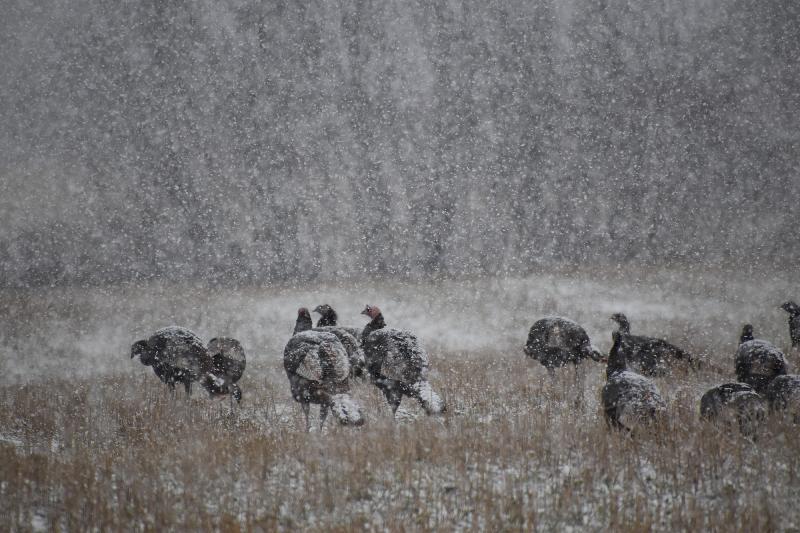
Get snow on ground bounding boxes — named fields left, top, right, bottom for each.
left=1, top=269, right=798, bottom=530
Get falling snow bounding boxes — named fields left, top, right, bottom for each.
left=1, top=0, right=799, bottom=530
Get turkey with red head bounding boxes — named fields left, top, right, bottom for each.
left=360, top=305, right=445, bottom=416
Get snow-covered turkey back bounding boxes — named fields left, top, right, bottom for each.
left=207, top=337, right=246, bottom=383
left=735, top=339, right=787, bottom=393
left=313, top=326, right=366, bottom=377
left=602, top=331, right=666, bottom=430
left=284, top=330, right=350, bottom=383
left=603, top=369, right=666, bottom=429
left=525, top=316, right=600, bottom=368
left=363, top=327, right=429, bottom=384
left=149, top=326, right=210, bottom=378
left=700, top=382, right=765, bottom=436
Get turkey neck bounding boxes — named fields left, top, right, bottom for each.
left=317, top=310, right=337, bottom=327
left=783, top=302, right=800, bottom=316
left=614, top=317, right=631, bottom=335
left=362, top=313, right=386, bottom=338
left=606, top=333, right=628, bottom=378
left=294, top=315, right=313, bottom=334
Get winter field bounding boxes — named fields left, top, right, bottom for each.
left=2, top=267, right=799, bottom=531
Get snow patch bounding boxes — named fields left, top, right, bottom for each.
left=330, top=394, right=364, bottom=426
left=410, top=380, right=445, bottom=415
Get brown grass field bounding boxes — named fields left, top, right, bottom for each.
left=1, top=269, right=799, bottom=531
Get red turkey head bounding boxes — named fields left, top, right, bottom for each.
left=361, top=305, right=381, bottom=319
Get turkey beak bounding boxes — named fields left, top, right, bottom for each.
left=360, top=307, right=369, bottom=316
left=312, top=306, right=322, bottom=314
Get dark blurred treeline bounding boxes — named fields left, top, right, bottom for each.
left=1, top=0, right=798, bottom=288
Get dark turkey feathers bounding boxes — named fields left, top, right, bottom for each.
left=610, top=313, right=694, bottom=376
left=734, top=325, right=787, bottom=394
left=700, top=382, right=765, bottom=437
left=602, top=331, right=666, bottom=430
left=360, top=305, right=445, bottom=415
left=524, top=316, right=601, bottom=370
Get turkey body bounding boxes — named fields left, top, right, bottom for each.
left=202, top=337, right=247, bottom=403
left=700, top=382, right=765, bottom=436
left=360, top=306, right=445, bottom=416
left=313, top=326, right=366, bottom=378
left=602, top=371, right=666, bottom=430
left=610, top=313, right=693, bottom=376
left=602, top=332, right=666, bottom=430
left=283, top=327, right=364, bottom=429
left=765, top=375, right=800, bottom=421
left=131, top=327, right=246, bottom=403
left=734, top=339, right=787, bottom=394
left=524, top=316, right=601, bottom=370
left=131, top=326, right=210, bottom=395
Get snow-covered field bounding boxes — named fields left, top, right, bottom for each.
left=1, top=267, right=797, bottom=384
left=1, top=268, right=798, bottom=530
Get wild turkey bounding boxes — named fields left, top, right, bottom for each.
left=201, top=337, right=247, bottom=404
left=131, top=327, right=246, bottom=403
left=609, top=313, right=694, bottom=376
left=780, top=301, right=800, bottom=349
left=524, top=316, right=602, bottom=371
left=360, top=305, right=445, bottom=416
left=601, top=331, right=666, bottom=431
left=131, top=326, right=210, bottom=396
left=734, top=324, right=787, bottom=394
left=765, top=375, right=800, bottom=422
left=284, top=308, right=364, bottom=430
left=131, top=338, right=172, bottom=385
left=700, top=382, right=765, bottom=437
left=313, top=304, right=363, bottom=340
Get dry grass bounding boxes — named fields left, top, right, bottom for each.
left=2, top=353, right=799, bottom=532
left=2, top=269, right=799, bottom=531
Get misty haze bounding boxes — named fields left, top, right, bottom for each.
left=1, top=0, right=798, bottom=531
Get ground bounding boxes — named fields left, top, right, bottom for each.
left=1, top=267, right=798, bottom=531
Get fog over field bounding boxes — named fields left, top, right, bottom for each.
left=1, top=0, right=799, bottom=531
left=1, top=269, right=798, bottom=385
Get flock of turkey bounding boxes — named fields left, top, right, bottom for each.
left=131, top=300, right=800, bottom=434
